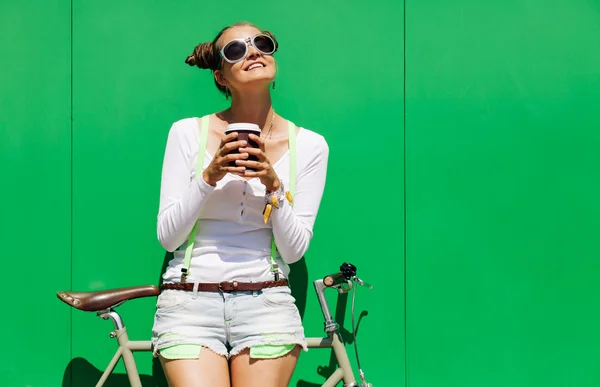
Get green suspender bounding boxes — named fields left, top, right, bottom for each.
left=180, top=116, right=297, bottom=284
left=180, top=117, right=210, bottom=283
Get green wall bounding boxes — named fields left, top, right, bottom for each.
left=2, top=0, right=600, bottom=386
left=405, top=2, right=600, bottom=386
left=0, top=1, right=72, bottom=386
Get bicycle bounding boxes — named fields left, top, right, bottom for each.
left=57, top=262, right=373, bottom=387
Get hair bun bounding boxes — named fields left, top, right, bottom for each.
left=185, top=42, right=217, bottom=70
left=185, top=52, right=197, bottom=66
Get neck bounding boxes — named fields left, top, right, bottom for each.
left=229, top=88, right=273, bottom=129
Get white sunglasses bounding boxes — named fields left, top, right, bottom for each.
left=219, top=34, right=277, bottom=65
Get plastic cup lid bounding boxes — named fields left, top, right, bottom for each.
left=225, top=123, right=261, bottom=133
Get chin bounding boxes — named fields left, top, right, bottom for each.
left=240, top=74, right=275, bottom=88
left=244, top=69, right=275, bottom=80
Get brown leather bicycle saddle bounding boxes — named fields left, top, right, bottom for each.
left=57, top=285, right=160, bottom=312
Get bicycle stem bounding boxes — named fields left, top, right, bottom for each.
left=313, top=279, right=340, bottom=332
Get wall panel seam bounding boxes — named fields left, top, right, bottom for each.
left=403, top=1, right=408, bottom=387
left=69, top=0, right=74, bottom=386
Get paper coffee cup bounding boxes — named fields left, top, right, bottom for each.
left=224, top=123, right=261, bottom=169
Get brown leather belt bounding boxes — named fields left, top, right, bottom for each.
left=160, top=279, right=289, bottom=292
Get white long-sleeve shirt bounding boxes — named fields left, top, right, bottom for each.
left=157, top=117, right=329, bottom=283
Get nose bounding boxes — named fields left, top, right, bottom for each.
left=246, top=42, right=261, bottom=60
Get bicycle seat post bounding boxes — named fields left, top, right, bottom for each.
left=96, top=309, right=143, bottom=387
left=98, top=309, right=124, bottom=331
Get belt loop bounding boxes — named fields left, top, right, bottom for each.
left=192, top=282, right=200, bottom=299
left=251, top=279, right=258, bottom=297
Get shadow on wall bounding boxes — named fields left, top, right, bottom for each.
left=61, top=356, right=167, bottom=387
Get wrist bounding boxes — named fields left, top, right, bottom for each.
left=202, top=170, right=216, bottom=187
left=265, top=179, right=286, bottom=205
left=262, top=179, right=293, bottom=224
left=266, top=178, right=281, bottom=192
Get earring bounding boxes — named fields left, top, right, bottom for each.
left=225, top=87, right=230, bottom=100
left=272, top=81, right=276, bottom=90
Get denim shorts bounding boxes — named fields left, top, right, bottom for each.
left=151, top=281, right=307, bottom=359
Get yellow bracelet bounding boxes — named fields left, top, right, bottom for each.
left=263, top=203, right=273, bottom=224
left=263, top=181, right=294, bottom=224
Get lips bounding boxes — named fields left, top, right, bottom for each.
left=245, top=62, right=266, bottom=71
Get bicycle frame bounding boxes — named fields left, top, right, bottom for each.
left=92, top=278, right=360, bottom=387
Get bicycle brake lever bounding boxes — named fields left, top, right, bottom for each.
left=354, top=277, right=373, bottom=290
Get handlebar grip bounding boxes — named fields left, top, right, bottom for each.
left=323, top=272, right=347, bottom=287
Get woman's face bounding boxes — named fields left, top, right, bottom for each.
left=215, top=25, right=277, bottom=93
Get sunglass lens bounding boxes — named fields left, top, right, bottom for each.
left=254, top=36, right=275, bottom=54
left=224, top=41, right=246, bottom=61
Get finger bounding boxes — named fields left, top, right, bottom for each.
left=219, top=139, right=248, bottom=156
left=219, top=132, right=239, bottom=147
left=223, top=166, right=246, bottom=174
left=248, top=133, right=266, bottom=152
left=241, top=168, right=269, bottom=177
left=222, top=152, right=249, bottom=163
left=238, top=147, right=267, bottom=161
left=235, top=160, right=267, bottom=170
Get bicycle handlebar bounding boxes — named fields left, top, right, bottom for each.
left=323, top=262, right=358, bottom=287
left=323, top=272, right=348, bottom=287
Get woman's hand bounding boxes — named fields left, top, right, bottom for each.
left=202, top=132, right=249, bottom=186
left=236, top=134, right=281, bottom=192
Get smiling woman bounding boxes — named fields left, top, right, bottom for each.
left=152, top=22, right=330, bottom=387
left=185, top=23, right=279, bottom=98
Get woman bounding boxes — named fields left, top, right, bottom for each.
left=152, top=22, right=329, bottom=387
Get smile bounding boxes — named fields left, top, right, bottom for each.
left=247, top=63, right=265, bottom=71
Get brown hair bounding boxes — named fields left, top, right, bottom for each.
left=185, top=22, right=278, bottom=95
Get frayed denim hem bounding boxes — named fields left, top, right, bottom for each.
left=229, top=337, right=308, bottom=359
left=151, top=337, right=228, bottom=359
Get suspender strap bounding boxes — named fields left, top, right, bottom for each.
left=181, top=116, right=297, bottom=283
left=181, top=116, right=209, bottom=283
left=269, top=121, right=297, bottom=278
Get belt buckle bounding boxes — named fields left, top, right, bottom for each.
left=218, top=281, right=238, bottom=292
